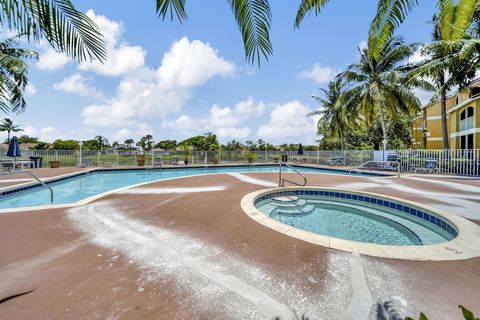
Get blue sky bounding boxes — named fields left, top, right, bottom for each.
left=6, top=1, right=437, bottom=145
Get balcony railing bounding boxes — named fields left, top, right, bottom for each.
left=460, top=117, right=474, bottom=131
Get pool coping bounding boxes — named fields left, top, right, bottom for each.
left=0, top=163, right=394, bottom=192
left=240, top=186, right=480, bottom=261
left=0, top=164, right=394, bottom=212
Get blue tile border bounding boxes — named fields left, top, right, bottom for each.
left=255, top=188, right=458, bottom=238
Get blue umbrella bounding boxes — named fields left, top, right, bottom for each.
left=297, top=143, right=304, bottom=155
left=7, top=136, right=21, bottom=170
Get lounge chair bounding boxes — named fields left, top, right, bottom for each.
left=172, top=157, right=179, bottom=165
left=101, top=162, right=116, bottom=167
left=0, top=160, right=14, bottom=172
left=82, top=158, right=93, bottom=167
left=383, top=154, right=400, bottom=171
left=327, top=156, right=344, bottom=166
left=153, top=157, right=163, bottom=168
left=415, top=159, right=438, bottom=173
left=177, top=160, right=185, bottom=165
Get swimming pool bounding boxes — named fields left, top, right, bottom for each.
left=254, top=190, right=455, bottom=246
left=0, top=165, right=378, bottom=209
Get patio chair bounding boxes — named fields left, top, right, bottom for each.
left=0, top=160, right=14, bottom=172
left=153, top=157, right=163, bottom=168
left=172, top=157, right=179, bottom=165
left=326, top=156, right=338, bottom=166
left=177, top=160, right=185, bottom=165
left=335, top=157, right=345, bottom=166
left=101, top=161, right=117, bottom=167
left=384, top=154, right=399, bottom=171
left=82, top=158, right=93, bottom=167
left=386, top=154, right=399, bottom=162
left=415, top=159, right=438, bottom=174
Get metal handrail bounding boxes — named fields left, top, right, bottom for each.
left=0, top=170, right=54, bottom=203
left=349, top=160, right=401, bottom=177
left=279, top=163, right=307, bottom=187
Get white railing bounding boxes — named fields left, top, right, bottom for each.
left=396, top=149, right=480, bottom=176
left=0, top=148, right=478, bottom=176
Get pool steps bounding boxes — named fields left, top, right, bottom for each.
left=264, top=198, right=315, bottom=216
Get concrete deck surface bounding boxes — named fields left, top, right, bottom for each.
left=0, top=169, right=479, bottom=319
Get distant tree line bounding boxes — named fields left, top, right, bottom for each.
left=1, top=130, right=318, bottom=151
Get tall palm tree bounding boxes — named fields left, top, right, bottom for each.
left=409, top=2, right=480, bottom=150
left=339, top=37, right=422, bottom=150
left=124, top=139, right=134, bottom=148
left=0, top=117, right=21, bottom=143
left=0, top=0, right=106, bottom=62
left=0, top=36, right=38, bottom=113
left=307, top=78, right=354, bottom=151
left=94, top=135, right=108, bottom=150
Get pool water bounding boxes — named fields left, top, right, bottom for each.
left=0, top=165, right=356, bottom=209
left=256, top=196, right=453, bottom=246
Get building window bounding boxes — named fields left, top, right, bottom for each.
left=456, top=96, right=459, bottom=105
left=460, top=134, right=474, bottom=150
left=460, top=107, right=474, bottom=131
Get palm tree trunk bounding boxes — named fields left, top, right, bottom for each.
left=440, top=89, right=450, bottom=150
left=7, top=130, right=10, bottom=144
left=339, top=130, right=345, bottom=151
left=377, top=105, right=388, bottom=151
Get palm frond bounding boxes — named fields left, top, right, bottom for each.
left=368, top=0, right=418, bottom=60
left=156, top=0, right=187, bottom=22
left=439, top=0, right=455, bottom=40
left=0, top=0, right=106, bottom=62
left=451, top=0, right=477, bottom=40
left=294, top=0, right=331, bottom=28
left=227, top=0, right=273, bottom=66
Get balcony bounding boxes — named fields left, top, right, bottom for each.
left=460, top=117, right=474, bottom=131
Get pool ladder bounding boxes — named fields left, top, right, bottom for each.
left=278, top=163, right=307, bottom=187
left=0, top=170, right=54, bottom=203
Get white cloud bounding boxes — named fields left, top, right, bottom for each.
left=18, top=125, right=62, bottom=142
left=162, top=97, right=263, bottom=141
left=78, top=10, right=146, bottom=76
left=81, top=37, right=235, bottom=126
left=408, top=47, right=428, bottom=65
left=111, top=128, right=132, bottom=142
left=258, top=101, right=318, bottom=143
left=157, top=37, right=235, bottom=89
left=135, top=122, right=153, bottom=137
left=25, top=84, right=37, bottom=96
left=298, top=63, right=339, bottom=84
left=23, top=125, right=37, bottom=136
left=53, top=73, right=104, bottom=100
left=358, top=40, right=368, bottom=51
left=37, top=47, right=70, bottom=71
left=216, top=127, right=251, bottom=138
left=414, top=88, right=434, bottom=106
left=162, top=115, right=196, bottom=130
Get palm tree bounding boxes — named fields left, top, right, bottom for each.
left=0, top=118, right=21, bottom=143
left=0, top=36, right=38, bottom=113
left=124, top=139, right=134, bottom=148
left=339, top=37, right=422, bottom=150
left=307, top=78, right=354, bottom=151
left=409, top=4, right=480, bottom=149
left=155, top=0, right=272, bottom=65
left=0, top=0, right=106, bottom=62
left=94, top=135, right=109, bottom=150
left=139, top=134, right=154, bottom=151
left=295, top=0, right=479, bottom=60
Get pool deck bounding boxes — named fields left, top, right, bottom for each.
left=0, top=167, right=479, bottom=319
